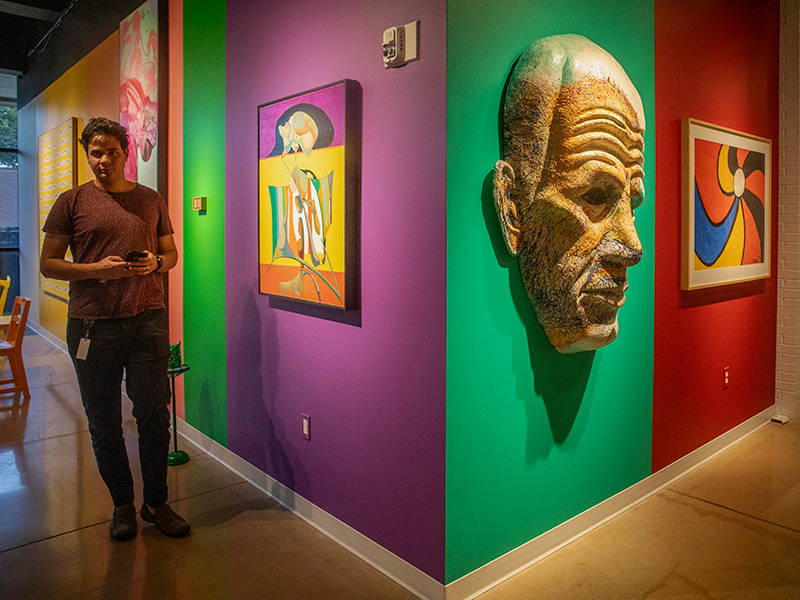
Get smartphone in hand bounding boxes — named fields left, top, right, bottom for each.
left=125, top=251, right=148, bottom=262
left=124, top=251, right=148, bottom=270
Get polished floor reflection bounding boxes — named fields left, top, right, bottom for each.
left=1, top=333, right=799, bottom=600
left=0, top=333, right=418, bottom=600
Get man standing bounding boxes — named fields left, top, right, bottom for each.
left=40, top=117, right=190, bottom=541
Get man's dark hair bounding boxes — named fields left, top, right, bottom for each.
left=80, top=117, right=129, bottom=153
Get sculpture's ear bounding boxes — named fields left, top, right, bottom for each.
left=493, top=160, right=521, bottom=256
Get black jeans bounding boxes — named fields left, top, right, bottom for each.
left=67, top=309, right=171, bottom=507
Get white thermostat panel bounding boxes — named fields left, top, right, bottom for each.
left=383, top=20, right=420, bottom=69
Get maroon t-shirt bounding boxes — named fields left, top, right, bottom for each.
left=43, top=181, right=174, bottom=319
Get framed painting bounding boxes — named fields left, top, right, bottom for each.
left=681, top=119, right=771, bottom=290
left=120, top=1, right=158, bottom=188
left=258, top=79, right=360, bottom=310
left=38, top=117, right=77, bottom=305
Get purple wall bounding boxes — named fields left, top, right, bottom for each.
left=225, top=0, right=447, bottom=581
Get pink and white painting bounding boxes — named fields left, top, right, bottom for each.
left=120, top=1, right=157, bottom=188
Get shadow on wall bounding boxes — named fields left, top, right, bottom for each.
left=680, top=278, right=766, bottom=309
left=482, top=172, right=594, bottom=462
left=268, top=295, right=362, bottom=327
left=233, top=283, right=306, bottom=504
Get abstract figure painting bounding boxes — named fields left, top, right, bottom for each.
left=682, top=119, right=771, bottom=290
left=120, top=1, right=158, bottom=188
left=258, top=80, right=360, bottom=310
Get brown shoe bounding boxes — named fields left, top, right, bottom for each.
left=141, top=503, right=191, bottom=538
left=110, top=503, right=138, bottom=541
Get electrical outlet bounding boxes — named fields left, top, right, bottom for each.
left=723, top=366, right=730, bottom=389
left=302, top=414, right=311, bottom=441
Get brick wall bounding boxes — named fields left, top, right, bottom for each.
left=778, top=0, right=800, bottom=418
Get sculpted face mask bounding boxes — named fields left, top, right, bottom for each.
left=494, top=34, right=645, bottom=354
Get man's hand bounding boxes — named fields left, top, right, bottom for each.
left=95, top=256, right=137, bottom=280
left=124, top=251, right=160, bottom=276
left=40, top=234, right=137, bottom=282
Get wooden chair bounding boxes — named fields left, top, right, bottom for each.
left=0, top=276, right=10, bottom=339
left=0, top=297, right=31, bottom=398
left=0, top=276, right=10, bottom=312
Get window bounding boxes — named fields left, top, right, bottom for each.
left=0, top=73, right=20, bottom=312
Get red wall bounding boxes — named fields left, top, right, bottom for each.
left=653, top=0, right=780, bottom=471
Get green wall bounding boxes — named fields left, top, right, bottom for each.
left=445, top=0, right=655, bottom=582
left=182, top=0, right=227, bottom=445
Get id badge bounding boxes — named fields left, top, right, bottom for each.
left=76, top=337, right=91, bottom=360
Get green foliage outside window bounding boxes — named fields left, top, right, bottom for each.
left=0, top=107, right=18, bottom=168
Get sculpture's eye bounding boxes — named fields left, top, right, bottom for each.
left=578, top=182, right=618, bottom=221
left=581, top=185, right=613, bottom=206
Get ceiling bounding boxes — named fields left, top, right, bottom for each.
left=0, top=0, right=74, bottom=75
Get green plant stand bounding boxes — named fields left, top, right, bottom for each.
left=167, top=364, right=191, bottom=466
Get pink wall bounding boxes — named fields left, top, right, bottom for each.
left=653, top=0, right=780, bottom=470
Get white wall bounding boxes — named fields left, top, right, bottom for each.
left=777, top=0, right=800, bottom=419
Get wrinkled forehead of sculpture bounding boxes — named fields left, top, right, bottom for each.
left=503, top=34, right=645, bottom=187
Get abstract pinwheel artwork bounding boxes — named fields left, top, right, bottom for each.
left=682, top=119, right=771, bottom=290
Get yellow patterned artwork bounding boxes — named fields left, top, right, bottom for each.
left=39, top=117, right=77, bottom=304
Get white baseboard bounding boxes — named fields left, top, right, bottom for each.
left=176, top=419, right=445, bottom=600
left=177, top=406, right=774, bottom=600
left=27, top=321, right=68, bottom=353
left=30, top=323, right=775, bottom=597
left=775, top=398, right=800, bottom=420
left=444, top=405, right=775, bottom=600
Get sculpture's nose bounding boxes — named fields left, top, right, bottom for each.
left=600, top=198, right=642, bottom=267
left=597, top=232, right=642, bottom=268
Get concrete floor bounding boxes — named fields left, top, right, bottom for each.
left=1, top=332, right=799, bottom=599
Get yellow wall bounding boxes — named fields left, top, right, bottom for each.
left=27, top=33, right=120, bottom=341
left=20, top=9, right=184, bottom=420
